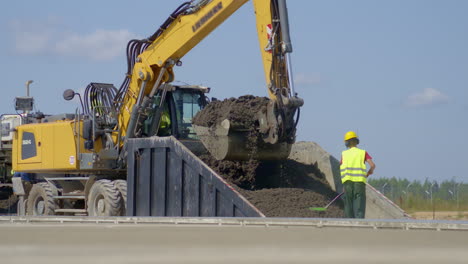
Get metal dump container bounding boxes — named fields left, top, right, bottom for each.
left=126, top=137, right=264, bottom=217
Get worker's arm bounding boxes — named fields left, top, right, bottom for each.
left=366, top=158, right=375, bottom=177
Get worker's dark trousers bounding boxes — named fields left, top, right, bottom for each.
left=343, top=181, right=366, bottom=218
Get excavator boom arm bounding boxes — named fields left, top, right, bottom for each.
left=118, top=0, right=294, bottom=138
left=116, top=0, right=302, bottom=161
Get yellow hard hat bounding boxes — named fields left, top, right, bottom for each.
left=344, top=131, right=358, bottom=141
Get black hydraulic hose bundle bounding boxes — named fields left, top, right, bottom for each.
left=113, top=2, right=192, bottom=112
left=294, top=107, right=300, bottom=129
left=83, top=83, right=118, bottom=116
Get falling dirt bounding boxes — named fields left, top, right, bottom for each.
left=202, top=156, right=344, bottom=218
left=199, top=155, right=259, bottom=189
left=195, top=95, right=344, bottom=218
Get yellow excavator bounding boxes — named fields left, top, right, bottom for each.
left=12, top=0, right=303, bottom=216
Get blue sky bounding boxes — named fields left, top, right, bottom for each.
left=1, top=1, right=467, bottom=183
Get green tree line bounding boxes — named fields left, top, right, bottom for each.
left=368, top=177, right=468, bottom=212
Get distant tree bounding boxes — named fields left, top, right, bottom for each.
left=368, top=177, right=468, bottom=211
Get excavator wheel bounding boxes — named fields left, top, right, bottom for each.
left=27, top=182, right=57, bottom=216
left=113, top=180, right=127, bottom=216
left=87, top=180, right=121, bottom=217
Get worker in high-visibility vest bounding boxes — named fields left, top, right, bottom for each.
left=340, top=131, right=376, bottom=218
left=158, top=109, right=171, bottom=136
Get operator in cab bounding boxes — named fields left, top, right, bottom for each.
left=340, top=131, right=376, bottom=218
left=142, top=101, right=171, bottom=137
left=158, top=108, right=171, bottom=136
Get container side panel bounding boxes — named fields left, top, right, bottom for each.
left=216, top=190, right=235, bottom=217
left=166, top=150, right=182, bottom=216
left=200, top=175, right=216, bottom=217
left=234, top=206, right=246, bottom=217
left=182, top=163, right=200, bottom=216
left=136, top=148, right=152, bottom=216
left=126, top=137, right=264, bottom=218
left=126, top=149, right=136, bottom=216
left=152, top=147, right=167, bottom=216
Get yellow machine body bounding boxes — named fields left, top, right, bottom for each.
left=12, top=120, right=93, bottom=173
left=13, top=0, right=300, bottom=172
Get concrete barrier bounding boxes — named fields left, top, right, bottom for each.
left=289, top=141, right=410, bottom=219
left=0, top=216, right=466, bottom=230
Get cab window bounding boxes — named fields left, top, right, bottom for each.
left=173, top=91, right=205, bottom=139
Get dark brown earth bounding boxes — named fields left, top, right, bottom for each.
left=201, top=155, right=344, bottom=218
left=240, top=188, right=343, bottom=218
left=193, top=95, right=269, bottom=128
left=195, top=95, right=344, bottom=218
left=199, top=155, right=259, bottom=189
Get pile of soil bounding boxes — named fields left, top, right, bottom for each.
left=193, top=95, right=269, bottom=128
left=195, top=95, right=344, bottom=218
left=240, top=188, right=343, bottom=218
left=199, top=155, right=259, bottom=189
left=200, top=154, right=344, bottom=218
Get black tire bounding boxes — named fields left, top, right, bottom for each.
left=27, top=182, right=57, bottom=216
left=113, top=180, right=127, bottom=216
left=87, top=179, right=121, bottom=216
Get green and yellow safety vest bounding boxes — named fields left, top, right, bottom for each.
left=160, top=111, right=171, bottom=129
left=340, top=147, right=367, bottom=183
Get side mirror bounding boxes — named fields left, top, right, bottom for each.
left=63, top=89, right=85, bottom=114
left=63, top=89, right=76, bottom=101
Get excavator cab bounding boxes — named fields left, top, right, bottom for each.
left=141, top=85, right=209, bottom=140
left=171, top=86, right=209, bottom=140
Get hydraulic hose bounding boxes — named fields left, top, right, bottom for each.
left=114, top=2, right=191, bottom=112
left=83, top=83, right=118, bottom=116
left=294, top=107, right=300, bottom=129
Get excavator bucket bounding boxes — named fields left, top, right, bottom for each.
left=192, top=98, right=295, bottom=161
left=193, top=121, right=291, bottom=161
